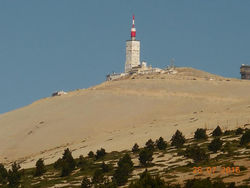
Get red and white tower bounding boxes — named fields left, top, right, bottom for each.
left=125, top=14, right=140, bottom=73
left=131, top=15, right=136, bottom=40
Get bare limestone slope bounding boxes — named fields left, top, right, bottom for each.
left=0, top=67, right=250, bottom=168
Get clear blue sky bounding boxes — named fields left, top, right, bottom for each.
left=0, top=1, right=250, bottom=113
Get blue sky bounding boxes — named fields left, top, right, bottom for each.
left=0, top=1, right=250, bottom=113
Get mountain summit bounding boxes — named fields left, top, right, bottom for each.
left=0, top=67, right=249, bottom=168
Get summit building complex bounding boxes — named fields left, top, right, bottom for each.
left=107, top=15, right=164, bottom=81
left=240, top=64, right=250, bottom=80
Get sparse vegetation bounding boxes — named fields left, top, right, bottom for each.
left=222, top=142, right=234, bottom=156
left=156, top=137, right=167, bottom=150
left=223, top=130, right=235, bottom=136
left=128, top=169, right=169, bottom=188
left=145, top=139, right=155, bottom=151
left=113, top=153, right=134, bottom=186
left=96, top=148, right=106, bottom=160
left=194, top=128, right=208, bottom=140
left=101, top=161, right=111, bottom=173
left=184, top=145, right=209, bottom=163
left=62, top=148, right=76, bottom=176
left=53, top=148, right=76, bottom=177
left=78, top=155, right=90, bottom=171
left=54, top=157, right=63, bottom=169
left=81, top=176, right=92, bottom=188
left=132, top=143, right=140, bottom=153
left=208, top=138, right=223, bottom=153
left=212, top=126, right=223, bottom=137
left=240, top=129, right=250, bottom=146
left=139, top=148, right=153, bottom=166
left=1, top=127, right=249, bottom=187
left=92, top=169, right=104, bottom=184
left=0, top=164, right=8, bottom=185
left=34, top=158, right=46, bottom=176
left=7, top=162, right=21, bottom=188
left=128, top=171, right=240, bottom=188
left=184, top=178, right=227, bottom=188
left=88, top=151, right=95, bottom=158
left=171, top=130, right=186, bottom=148
left=235, top=127, right=243, bottom=135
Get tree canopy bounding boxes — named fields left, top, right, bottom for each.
left=171, top=130, right=186, bottom=148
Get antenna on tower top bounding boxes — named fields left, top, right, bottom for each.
left=131, top=14, right=136, bottom=40
left=132, top=14, right=135, bottom=27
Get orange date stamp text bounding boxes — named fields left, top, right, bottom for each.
left=193, top=166, right=240, bottom=174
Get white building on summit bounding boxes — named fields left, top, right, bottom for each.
left=125, top=15, right=140, bottom=73
left=106, top=15, right=164, bottom=81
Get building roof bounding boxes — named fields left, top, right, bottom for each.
left=241, top=64, right=250, bottom=67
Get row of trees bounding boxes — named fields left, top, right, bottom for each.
left=1, top=126, right=248, bottom=187
left=132, top=130, right=185, bottom=153
left=80, top=153, right=134, bottom=187
left=0, top=158, right=47, bottom=187
left=51, top=127, right=250, bottom=186
left=62, top=126, right=249, bottom=187
left=131, top=126, right=249, bottom=164
left=53, top=148, right=76, bottom=176
left=140, top=126, right=248, bottom=151
left=194, top=126, right=249, bottom=141
left=53, top=147, right=108, bottom=177
left=128, top=169, right=239, bottom=188
left=0, top=162, right=22, bottom=187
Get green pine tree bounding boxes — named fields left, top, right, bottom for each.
left=156, top=137, right=167, bottom=150
left=139, top=148, right=153, bottom=166
left=34, top=158, right=46, bottom=176
left=171, top=130, right=186, bottom=148
left=7, top=162, right=21, bottom=188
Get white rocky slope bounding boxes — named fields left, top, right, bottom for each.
left=0, top=67, right=250, bottom=168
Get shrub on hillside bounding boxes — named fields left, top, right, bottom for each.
left=92, top=169, right=104, bottom=184
left=184, top=178, right=226, bottom=188
left=0, top=163, right=8, bottom=185
left=98, top=180, right=117, bottom=188
left=62, top=148, right=76, bottom=176
left=96, top=148, right=106, bottom=160
left=171, top=130, right=186, bottom=148
left=129, top=173, right=233, bottom=188
left=240, top=129, right=250, bottom=146
left=223, top=130, right=234, bottom=136
left=235, top=128, right=243, bottom=135
left=139, top=148, right=153, bottom=166
left=128, top=169, right=168, bottom=188
left=34, top=158, right=46, bottom=176
left=81, top=177, right=92, bottom=188
left=194, top=128, right=208, bottom=140
left=208, top=138, right=223, bottom=153
left=117, top=154, right=133, bottom=170
left=7, top=162, right=21, bottom=188
left=156, top=137, right=167, bottom=150
left=78, top=155, right=89, bottom=170
left=53, top=148, right=76, bottom=177
left=113, top=166, right=129, bottom=186
left=145, top=139, right=155, bottom=151
left=132, top=143, right=140, bottom=153
left=222, top=142, right=234, bottom=156
left=54, top=158, right=63, bottom=169
left=88, top=151, right=95, bottom=158
left=113, top=153, right=134, bottom=186
left=184, top=145, right=209, bottom=163
left=101, top=161, right=111, bottom=173
left=61, top=162, right=72, bottom=177
left=212, top=126, right=223, bottom=137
